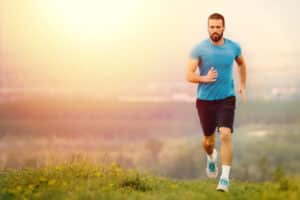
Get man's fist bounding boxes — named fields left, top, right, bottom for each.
left=204, top=67, right=218, bottom=83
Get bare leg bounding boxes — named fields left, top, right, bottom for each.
left=203, top=133, right=218, bottom=178
left=219, top=127, right=233, bottom=165
left=202, top=133, right=216, bottom=156
left=216, top=127, right=233, bottom=191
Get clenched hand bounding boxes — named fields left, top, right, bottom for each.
left=204, top=67, right=218, bottom=83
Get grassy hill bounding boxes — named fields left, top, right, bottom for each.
left=0, top=161, right=299, bottom=200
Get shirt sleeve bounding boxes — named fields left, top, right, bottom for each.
left=235, top=43, right=242, bottom=59
left=189, top=45, right=200, bottom=59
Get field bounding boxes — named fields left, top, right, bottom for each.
left=0, top=161, right=299, bottom=200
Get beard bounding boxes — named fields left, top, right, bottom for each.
left=210, top=32, right=223, bottom=42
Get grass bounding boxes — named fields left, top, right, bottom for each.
left=0, top=161, right=299, bottom=200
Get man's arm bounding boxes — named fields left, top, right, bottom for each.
left=235, top=55, right=247, bottom=102
left=186, top=58, right=217, bottom=83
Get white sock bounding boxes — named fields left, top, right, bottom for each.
left=221, top=165, right=231, bottom=180
left=207, top=148, right=217, bottom=161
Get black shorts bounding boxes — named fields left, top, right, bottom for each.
left=195, top=96, right=236, bottom=136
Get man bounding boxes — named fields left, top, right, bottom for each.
left=186, top=13, right=247, bottom=192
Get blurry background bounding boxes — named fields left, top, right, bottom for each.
left=0, top=0, right=299, bottom=181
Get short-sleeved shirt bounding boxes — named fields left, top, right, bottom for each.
left=190, top=38, right=241, bottom=100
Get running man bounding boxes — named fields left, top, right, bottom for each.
left=186, top=13, right=247, bottom=192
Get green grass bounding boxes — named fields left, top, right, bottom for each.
left=0, top=161, right=299, bottom=200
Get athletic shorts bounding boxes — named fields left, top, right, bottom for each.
left=195, top=96, right=236, bottom=136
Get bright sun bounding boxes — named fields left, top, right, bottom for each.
left=40, top=0, right=140, bottom=41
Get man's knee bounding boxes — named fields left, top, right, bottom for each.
left=219, top=127, right=231, bottom=143
left=202, top=134, right=215, bottom=148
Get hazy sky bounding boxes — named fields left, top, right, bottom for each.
left=1, top=0, right=299, bottom=96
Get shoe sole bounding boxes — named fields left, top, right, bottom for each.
left=216, top=185, right=228, bottom=192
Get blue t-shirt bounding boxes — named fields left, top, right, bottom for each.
left=190, top=38, right=241, bottom=100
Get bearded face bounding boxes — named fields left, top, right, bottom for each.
left=210, top=32, right=223, bottom=42
left=208, top=19, right=225, bottom=43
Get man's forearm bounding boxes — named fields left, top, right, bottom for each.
left=238, top=64, right=246, bottom=88
left=186, top=72, right=207, bottom=83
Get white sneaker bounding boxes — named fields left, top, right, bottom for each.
left=205, top=149, right=218, bottom=178
left=216, top=178, right=229, bottom=192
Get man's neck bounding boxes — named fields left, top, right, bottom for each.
left=210, top=38, right=225, bottom=46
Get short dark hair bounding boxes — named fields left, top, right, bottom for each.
left=208, top=13, right=225, bottom=27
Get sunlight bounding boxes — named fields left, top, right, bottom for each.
left=40, top=0, right=140, bottom=41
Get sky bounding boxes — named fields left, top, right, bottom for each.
left=0, top=0, right=299, bottom=97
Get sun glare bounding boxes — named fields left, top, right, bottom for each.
left=40, top=0, right=140, bottom=41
